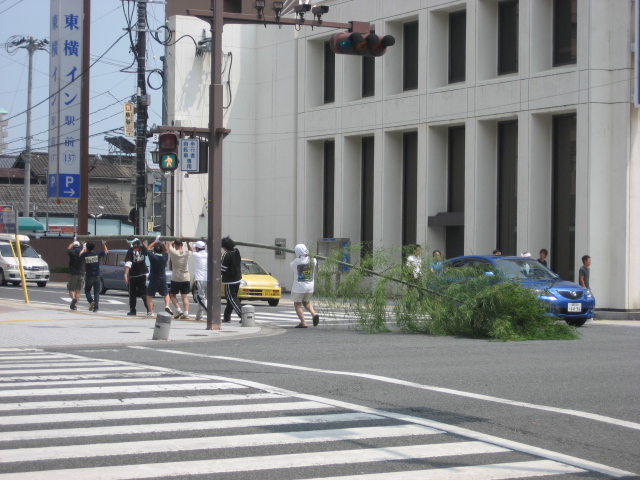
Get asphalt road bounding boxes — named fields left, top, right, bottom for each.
left=1, top=283, right=639, bottom=479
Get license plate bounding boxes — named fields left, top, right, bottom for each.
left=26, top=273, right=35, bottom=279
left=568, top=303, right=582, bottom=312
left=262, top=291, right=278, bottom=297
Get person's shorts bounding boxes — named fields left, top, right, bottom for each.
left=291, top=292, right=313, bottom=303
left=147, top=279, right=168, bottom=298
left=170, top=281, right=190, bottom=295
left=67, top=274, right=84, bottom=292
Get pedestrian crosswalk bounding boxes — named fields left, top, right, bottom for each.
left=0, top=349, right=619, bottom=479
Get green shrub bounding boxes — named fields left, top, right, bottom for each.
left=51, top=265, right=70, bottom=274
left=315, top=244, right=579, bottom=341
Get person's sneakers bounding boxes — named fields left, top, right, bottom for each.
left=164, top=307, right=173, bottom=315
left=312, top=314, right=320, bottom=327
left=147, top=311, right=154, bottom=317
left=222, top=319, right=231, bottom=323
left=89, top=302, right=95, bottom=312
left=173, top=310, right=183, bottom=319
left=93, top=308, right=99, bottom=313
left=179, top=313, right=189, bottom=320
left=127, top=311, right=137, bottom=316
left=195, top=316, right=203, bottom=322
left=70, top=299, right=77, bottom=310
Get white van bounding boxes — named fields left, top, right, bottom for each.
left=0, top=234, right=50, bottom=287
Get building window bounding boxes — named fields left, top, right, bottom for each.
left=553, top=0, right=577, bottom=66
left=552, top=114, right=576, bottom=281
left=324, top=41, right=335, bottom=103
left=362, top=56, right=375, bottom=98
left=448, top=10, right=466, bottom=84
left=498, top=0, right=518, bottom=75
left=323, top=140, right=335, bottom=238
left=403, top=21, right=419, bottom=91
left=447, top=126, right=465, bottom=258
left=497, top=121, right=518, bottom=255
left=402, top=132, right=418, bottom=247
left=361, top=137, right=375, bottom=257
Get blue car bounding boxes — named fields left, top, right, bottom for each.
left=442, top=255, right=595, bottom=327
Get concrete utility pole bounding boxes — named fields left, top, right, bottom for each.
left=135, top=0, right=149, bottom=235
left=5, top=36, right=49, bottom=219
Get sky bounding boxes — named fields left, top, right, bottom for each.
left=0, top=0, right=165, bottom=159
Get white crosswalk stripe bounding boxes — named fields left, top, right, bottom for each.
left=0, top=349, right=627, bottom=480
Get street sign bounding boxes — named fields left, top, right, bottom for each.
left=0, top=205, right=17, bottom=234
left=48, top=0, right=83, bottom=201
left=180, top=138, right=200, bottom=172
left=124, top=102, right=135, bottom=137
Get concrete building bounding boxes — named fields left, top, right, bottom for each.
left=165, top=0, right=639, bottom=314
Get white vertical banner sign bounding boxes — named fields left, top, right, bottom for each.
left=180, top=138, right=200, bottom=172
left=48, top=0, right=83, bottom=200
left=636, top=0, right=640, bottom=107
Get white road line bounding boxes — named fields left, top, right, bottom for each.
left=0, top=376, right=210, bottom=387
left=3, top=412, right=380, bottom=441
left=0, top=366, right=144, bottom=375
left=138, top=348, right=640, bottom=432
left=0, top=400, right=332, bottom=425
left=0, top=382, right=244, bottom=398
left=126, top=347, right=638, bottom=478
left=0, top=442, right=509, bottom=480
left=0, top=392, right=286, bottom=411
left=0, top=355, right=63, bottom=360
left=0, top=372, right=174, bottom=382
left=0, top=361, right=125, bottom=369
left=302, top=460, right=585, bottom=480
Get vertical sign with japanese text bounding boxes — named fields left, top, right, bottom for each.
left=123, top=102, right=135, bottom=137
left=180, top=138, right=200, bottom=172
left=0, top=205, right=17, bottom=234
left=48, top=0, right=83, bottom=200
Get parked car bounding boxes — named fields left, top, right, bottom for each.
left=221, top=258, right=281, bottom=306
left=441, top=255, right=596, bottom=327
left=99, top=249, right=172, bottom=294
left=0, top=234, right=50, bottom=288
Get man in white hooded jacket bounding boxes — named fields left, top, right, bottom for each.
left=290, top=244, right=320, bottom=328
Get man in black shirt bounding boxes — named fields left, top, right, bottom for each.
left=221, top=236, right=243, bottom=323
left=124, top=236, right=149, bottom=316
left=80, top=241, right=108, bottom=312
left=66, top=240, right=83, bottom=310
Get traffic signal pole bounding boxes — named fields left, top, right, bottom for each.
left=135, top=0, right=149, bottom=236
left=179, top=1, right=392, bottom=330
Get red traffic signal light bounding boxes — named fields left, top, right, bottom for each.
left=158, top=132, right=179, bottom=172
left=329, top=32, right=395, bottom=57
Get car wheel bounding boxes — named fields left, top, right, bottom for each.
left=37, top=282, right=47, bottom=288
left=565, top=318, right=587, bottom=327
left=99, top=277, right=107, bottom=294
left=0, top=269, right=6, bottom=286
left=11, top=282, right=20, bottom=286
left=268, top=299, right=279, bottom=307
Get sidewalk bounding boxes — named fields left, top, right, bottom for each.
left=0, top=299, right=267, bottom=349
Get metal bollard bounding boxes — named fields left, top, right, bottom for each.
left=241, top=305, right=255, bottom=327
left=152, top=312, right=172, bottom=340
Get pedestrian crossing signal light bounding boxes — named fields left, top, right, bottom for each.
left=329, top=32, right=395, bottom=57
left=159, top=132, right=179, bottom=172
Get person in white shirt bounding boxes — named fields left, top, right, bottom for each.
left=192, top=241, right=208, bottom=322
left=290, top=243, right=320, bottom=328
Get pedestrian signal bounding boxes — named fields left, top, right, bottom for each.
left=159, top=132, right=179, bottom=172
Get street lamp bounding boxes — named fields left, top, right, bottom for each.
left=89, top=206, right=105, bottom=235
left=5, top=36, right=49, bottom=219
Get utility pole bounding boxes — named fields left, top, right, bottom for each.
left=5, top=36, right=49, bottom=219
left=135, top=0, right=149, bottom=235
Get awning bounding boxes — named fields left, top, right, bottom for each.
left=18, top=217, right=45, bottom=231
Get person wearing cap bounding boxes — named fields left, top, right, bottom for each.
left=290, top=243, right=320, bottom=328
left=221, top=236, right=243, bottom=323
left=124, top=236, right=149, bottom=316
left=168, top=236, right=192, bottom=319
left=66, top=239, right=84, bottom=310
left=192, top=240, right=208, bottom=322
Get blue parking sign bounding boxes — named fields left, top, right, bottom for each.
left=59, top=174, right=80, bottom=198
left=48, top=174, right=58, bottom=198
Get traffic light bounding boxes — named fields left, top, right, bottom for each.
left=329, top=32, right=395, bottom=57
left=158, top=132, right=179, bottom=171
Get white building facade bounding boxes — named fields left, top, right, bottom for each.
left=165, top=0, right=640, bottom=315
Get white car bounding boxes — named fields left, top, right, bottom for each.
left=0, top=234, right=50, bottom=287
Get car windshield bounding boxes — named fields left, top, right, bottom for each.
left=0, top=244, right=40, bottom=258
left=242, top=260, right=268, bottom=275
left=494, top=259, right=557, bottom=280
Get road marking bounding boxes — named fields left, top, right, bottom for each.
left=0, top=424, right=440, bottom=462
left=0, top=366, right=143, bottom=375
left=0, top=400, right=332, bottom=425
left=0, top=372, right=175, bottom=382
left=134, top=347, right=640, bottom=432
left=301, top=460, right=585, bottom=480
left=0, top=382, right=246, bottom=398
left=0, top=361, right=124, bottom=369
left=1, top=412, right=380, bottom=441
left=0, top=375, right=209, bottom=388
left=127, top=347, right=637, bottom=478
left=0, top=392, right=285, bottom=411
